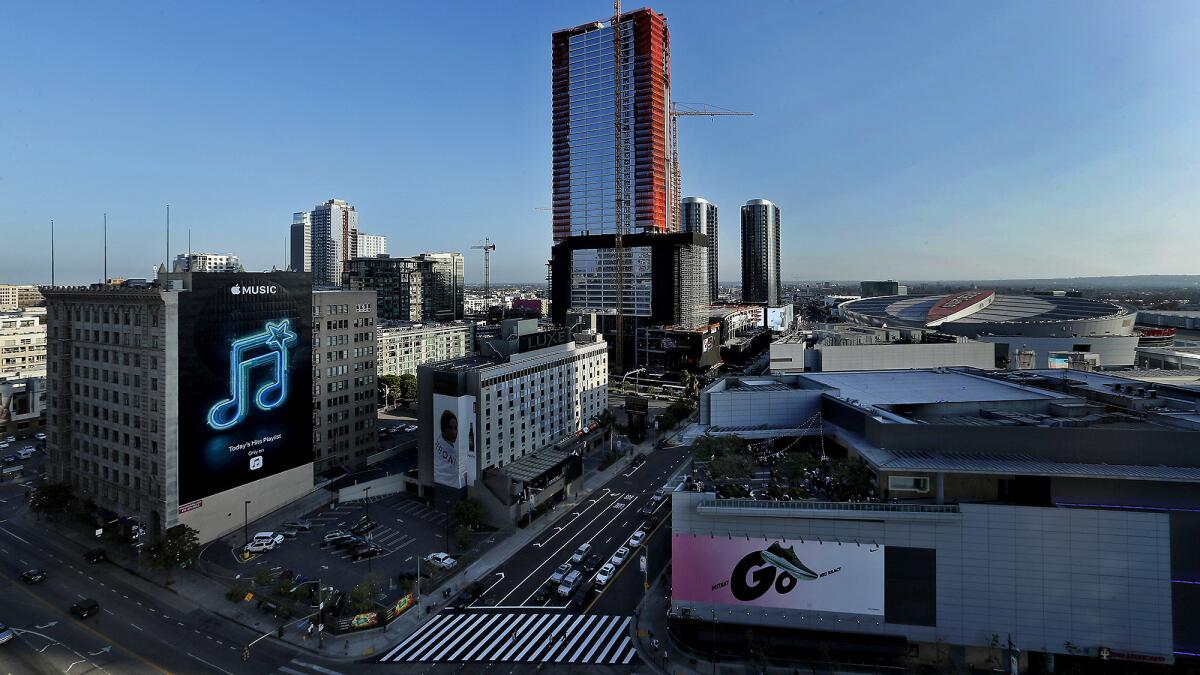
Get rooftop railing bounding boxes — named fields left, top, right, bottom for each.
left=698, top=499, right=960, bottom=514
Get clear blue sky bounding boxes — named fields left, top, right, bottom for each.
left=2, top=1, right=1198, bottom=285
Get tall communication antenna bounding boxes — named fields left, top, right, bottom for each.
left=166, top=204, right=171, bottom=272
left=50, top=219, right=55, bottom=286
left=103, top=213, right=108, bottom=283
left=612, top=0, right=627, bottom=373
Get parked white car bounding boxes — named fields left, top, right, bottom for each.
left=252, top=532, right=284, bottom=547
left=595, top=563, right=616, bottom=587
left=426, top=552, right=457, bottom=570
left=628, top=530, right=646, bottom=548
left=610, top=547, right=630, bottom=566
left=244, top=540, right=273, bottom=553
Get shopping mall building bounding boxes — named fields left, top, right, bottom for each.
left=672, top=368, right=1200, bottom=671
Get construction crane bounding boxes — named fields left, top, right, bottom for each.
left=472, top=238, right=496, bottom=297
left=612, top=0, right=629, bottom=373
left=670, top=103, right=752, bottom=230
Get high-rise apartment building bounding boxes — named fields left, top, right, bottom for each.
left=859, top=280, right=907, bottom=298
left=552, top=8, right=674, bottom=242
left=0, top=284, right=44, bottom=310
left=312, top=290, right=379, bottom=473
left=410, top=252, right=465, bottom=322
left=377, top=321, right=472, bottom=378
left=343, top=257, right=423, bottom=322
left=740, top=199, right=781, bottom=306
left=681, top=197, right=718, bottom=300
left=42, top=272, right=316, bottom=543
left=0, top=308, right=47, bottom=376
left=357, top=234, right=388, bottom=259
left=172, top=252, right=243, bottom=273
left=290, top=199, right=386, bottom=286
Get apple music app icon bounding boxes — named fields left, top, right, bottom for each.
left=250, top=456, right=264, bottom=471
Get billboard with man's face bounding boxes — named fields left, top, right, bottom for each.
left=176, top=273, right=313, bottom=507
left=672, top=534, right=885, bottom=615
left=433, top=393, right=476, bottom=488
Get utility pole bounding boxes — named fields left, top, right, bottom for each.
left=243, top=500, right=251, bottom=553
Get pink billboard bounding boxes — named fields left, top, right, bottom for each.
left=672, top=534, right=885, bottom=615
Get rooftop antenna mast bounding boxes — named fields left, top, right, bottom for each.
left=50, top=219, right=55, bottom=286
left=612, top=0, right=627, bottom=373
left=166, top=204, right=170, bottom=272
left=103, top=213, right=108, bottom=284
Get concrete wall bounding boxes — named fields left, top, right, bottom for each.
left=337, top=473, right=409, bottom=503
left=815, top=342, right=995, bottom=372
left=705, top=387, right=824, bottom=428
left=671, top=492, right=1175, bottom=662
left=177, top=462, right=314, bottom=544
left=977, top=335, right=1139, bottom=368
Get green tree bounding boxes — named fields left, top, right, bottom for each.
left=708, top=454, right=754, bottom=480
left=147, top=524, right=200, bottom=579
left=597, top=408, right=615, bottom=428
left=455, top=525, right=473, bottom=551
left=29, top=483, right=74, bottom=517
left=450, top=498, right=486, bottom=531
left=693, top=435, right=744, bottom=461
left=378, top=375, right=403, bottom=406
left=348, top=573, right=384, bottom=613
left=779, top=451, right=819, bottom=482
left=398, top=373, right=418, bottom=400
left=828, top=457, right=876, bottom=499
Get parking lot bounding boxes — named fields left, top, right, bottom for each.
left=216, top=492, right=453, bottom=598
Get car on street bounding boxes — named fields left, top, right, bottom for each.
left=628, top=530, right=646, bottom=548
left=404, top=424, right=418, bottom=432
left=2, top=435, right=13, bottom=443
left=280, top=528, right=299, bottom=539
left=638, top=504, right=658, bottom=518
left=595, top=563, right=616, bottom=587
left=556, top=570, right=583, bottom=596
left=610, top=547, right=630, bottom=566
left=35, top=432, right=46, bottom=440
left=549, top=562, right=572, bottom=585
left=283, top=520, right=312, bottom=531
left=1, top=455, right=15, bottom=464
left=426, top=552, right=457, bottom=570
left=567, top=584, right=591, bottom=611
left=533, top=582, right=554, bottom=603
left=632, top=453, right=646, bottom=466
left=21, top=568, right=47, bottom=584
left=581, top=553, right=601, bottom=573
left=0, top=623, right=12, bottom=645
left=323, top=530, right=350, bottom=543
left=17, top=448, right=34, bottom=460
left=84, top=548, right=107, bottom=563
left=70, top=599, right=100, bottom=619
left=569, top=542, right=592, bottom=564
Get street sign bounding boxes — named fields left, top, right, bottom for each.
left=94, top=528, right=103, bottom=538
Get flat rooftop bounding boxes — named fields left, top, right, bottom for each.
left=801, top=369, right=1065, bottom=407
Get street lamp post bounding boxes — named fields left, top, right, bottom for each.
left=243, top=500, right=252, bottom=552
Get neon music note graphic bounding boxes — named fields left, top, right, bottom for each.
left=206, top=319, right=298, bottom=431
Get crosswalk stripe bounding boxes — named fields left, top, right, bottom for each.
left=512, top=614, right=567, bottom=662
left=592, top=616, right=630, bottom=663
left=554, top=614, right=599, bottom=662
left=494, top=613, right=551, bottom=661
left=462, top=613, right=527, bottom=661
left=277, top=667, right=307, bottom=675
left=380, top=614, right=447, bottom=661
left=578, top=616, right=617, bottom=663
left=382, top=613, right=637, bottom=664
left=528, top=612, right=583, bottom=658
left=566, top=612, right=614, bottom=658
left=614, top=636, right=635, bottom=664
left=396, top=614, right=467, bottom=662
left=432, top=610, right=501, bottom=658
left=448, top=610, right=513, bottom=658
left=408, top=613, right=475, bottom=661
left=446, top=610, right=506, bottom=658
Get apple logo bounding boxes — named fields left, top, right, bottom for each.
left=230, top=286, right=242, bottom=295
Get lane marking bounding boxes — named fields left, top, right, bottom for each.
left=186, top=652, right=234, bottom=675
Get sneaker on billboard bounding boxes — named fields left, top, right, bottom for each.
left=761, top=542, right=819, bottom=580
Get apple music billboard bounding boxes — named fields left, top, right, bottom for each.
left=176, top=272, right=313, bottom=506
left=672, top=534, right=885, bottom=615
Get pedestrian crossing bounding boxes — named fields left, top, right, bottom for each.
left=379, top=613, right=637, bottom=665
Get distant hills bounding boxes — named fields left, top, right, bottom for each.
left=784, top=275, right=1200, bottom=289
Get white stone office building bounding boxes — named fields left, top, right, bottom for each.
left=0, top=308, right=47, bottom=377
left=0, top=284, right=44, bottom=310
left=377, top=321, right=472, bottom=378
left=172, top=252, right=243, bottom=273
